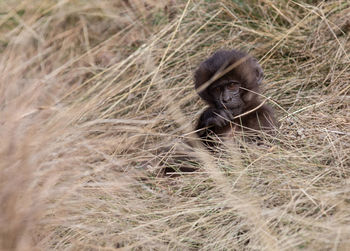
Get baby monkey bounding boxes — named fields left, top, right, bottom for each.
left=194, top=49, right=277, bottom=145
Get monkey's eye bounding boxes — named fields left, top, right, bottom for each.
left=227, top=82, right=239, bottom=91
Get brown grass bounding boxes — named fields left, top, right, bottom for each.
left=0, top=0, right=350, bottom=250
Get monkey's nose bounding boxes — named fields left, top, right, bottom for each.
left=222, top=98, right=231, bottom=103
left=222, top=92, right=231, bottom=103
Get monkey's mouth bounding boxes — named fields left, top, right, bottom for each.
left=216, top=102, right=242, bottom=117
left=230, top=107, right=243, bottom=117
left=220, top=100, right=243, bottom=110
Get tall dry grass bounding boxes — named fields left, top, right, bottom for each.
left=0, top=0, right=349, bottom=250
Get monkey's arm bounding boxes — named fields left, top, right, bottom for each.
left=196, top=107, right=234, bottom=144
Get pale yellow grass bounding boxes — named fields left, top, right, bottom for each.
left=0, top=0, right=349, bottom=250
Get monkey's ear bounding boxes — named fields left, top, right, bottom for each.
left=253, top=58, right=264, bottom=85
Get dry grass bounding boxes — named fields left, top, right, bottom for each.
left=1, top=0, right=350, bottom=250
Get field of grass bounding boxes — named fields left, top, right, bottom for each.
left=0, top=0, right=350, bottom=250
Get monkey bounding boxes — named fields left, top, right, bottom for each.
left=146, top=50, right=277, bottom=177
left=194, top=49, right=277, bottom=146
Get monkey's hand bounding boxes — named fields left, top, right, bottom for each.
left=196, top=108, right=234, bottom=137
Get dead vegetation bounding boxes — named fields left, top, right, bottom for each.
left=0, top=0, right=350, bottom=250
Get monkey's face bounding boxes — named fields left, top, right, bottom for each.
left=194, top=49, right=263, bottom=112
left=210, top=80, right=244, bottom=114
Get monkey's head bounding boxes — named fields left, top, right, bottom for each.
left=194, top=50, right=263, bottom=114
